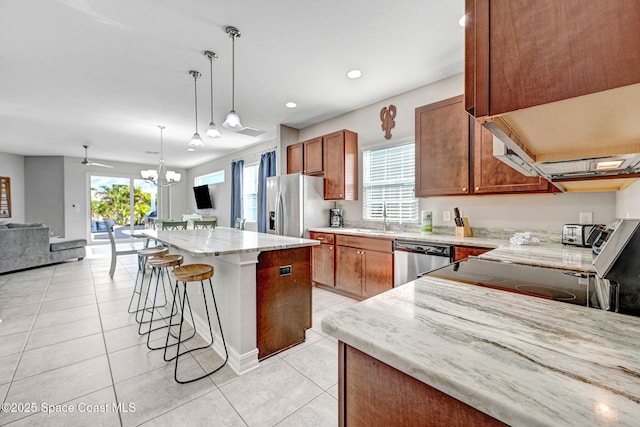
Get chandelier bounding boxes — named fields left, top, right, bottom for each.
left=141, top=125, right=181, bottom=187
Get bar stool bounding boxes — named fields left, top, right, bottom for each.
left=164, top=263, right=228, bottom=384
left=137, top=254, right=183, bottom=335
left=128, top=246, right=168, bottom=319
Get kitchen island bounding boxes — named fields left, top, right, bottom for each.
left=322, top=276, right=640, bottom=426
left=143, top=227, right=319, bottom=374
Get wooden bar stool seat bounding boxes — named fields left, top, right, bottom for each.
left=164, top=263, right=228, bottom=384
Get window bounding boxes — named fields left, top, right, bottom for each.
left=243, top=163, right=259, bottom=221
left=362, top=143, right=417, bottom=222
left=194, top=170, right=224, bottom=186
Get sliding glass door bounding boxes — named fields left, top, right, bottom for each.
left=90, top=175, right=157, bottom=242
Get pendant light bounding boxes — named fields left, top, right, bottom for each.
left=188, top=70, right=205, bottom=148
left=204, top=50, right=221, bottom=138
left=222, top=26, right=243, bottom=130
left=141, top=125, right=181, bottom=187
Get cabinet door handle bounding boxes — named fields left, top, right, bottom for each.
left=318, top=237, right=324, bottom=240
left=475, top=187, right=480, bottom=191
left=329, top=246, right=333, bottom=250
left=462, top=187, right=467, bottom=192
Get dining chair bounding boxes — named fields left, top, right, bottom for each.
left=234, top=218, right=246, bottom=230
left=106, top=220, right=139, bottom=277
left=160, top=220, right=188, bottom=230
left=193, top=219, right=217, bottom=229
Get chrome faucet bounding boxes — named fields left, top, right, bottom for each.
left=383, top=202, right=388, bottom=231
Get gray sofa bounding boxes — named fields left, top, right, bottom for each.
left=0, top=223, right=86, bottom=274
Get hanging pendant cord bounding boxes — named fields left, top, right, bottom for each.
left=209, top=57, right=214, bottom=121
left=231, top=35, right=235, bottom=111
left=193, top=74, right=199, bottom=131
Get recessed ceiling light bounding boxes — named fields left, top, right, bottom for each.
left=285, top=101, right=297, bottom=108
left=458, top=15, right=465, bottom=27
left=346, top=69, right=362, bottom=79
left=186, top=147, right=195, bottom=152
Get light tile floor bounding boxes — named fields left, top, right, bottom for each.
left=0, top=245, right=357, bottom=426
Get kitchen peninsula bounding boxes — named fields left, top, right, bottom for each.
left=322, top=277, right=640, bottom=426
left=143, top=227, right=319, bottom=374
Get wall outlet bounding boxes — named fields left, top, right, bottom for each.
left=579, top=211, right=593, bottom=224
left=443, top=211, right=451, bottom=222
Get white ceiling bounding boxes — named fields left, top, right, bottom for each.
left=0, top=0, right=464, bottom=169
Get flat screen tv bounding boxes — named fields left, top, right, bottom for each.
left=193, top=185, right=213, bottom=209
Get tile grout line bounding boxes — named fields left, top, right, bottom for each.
left=0, top=269, right=54, bottom=422
left=90, top=259, right=128, bottom=427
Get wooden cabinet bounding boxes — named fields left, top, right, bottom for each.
left=453, top=245, right=491, bottom=262
left=415, top=96, right=470, bottom=197
left=286, top=130, right=358, bottom=201
left=339, top=342, right=507, bottom=426
left=303, top=137, right=323, bottom=175
left=310, top=232, right=335, bottom=287
left=256, top=247, right=311, bottom=360
left=415, top=97, right=556, bottom=197
left=465, top=0, right=640, bottom=119
left=286, top=142, right=304, bottom=174
left=472, top=120, right=551, bottom=194
left=323, top=130, right=358, bottom=200
left=335, top=234, right=393, bottom=299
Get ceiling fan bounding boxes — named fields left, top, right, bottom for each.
left=81, top=145, right=113, bottom=168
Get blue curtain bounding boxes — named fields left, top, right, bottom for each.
left=257, top=151, right=277, bottom=233
left=230, top=160, right=244, bottom=227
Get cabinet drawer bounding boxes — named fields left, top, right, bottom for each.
left=310, top=232, right=335, bottom=244
left=336, top=235, right=393, bottom=253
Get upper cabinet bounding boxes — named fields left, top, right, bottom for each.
left=286, top=143, right=304, bottom=174
left=416, top=96, right=554, bottom=197
left=303, top=137, right=324, bottom=175
left=286, top=130, right=358, bottom=200
left=465, top=0, right=640, bottom=166
left=287, top=138, right=324, bottom=175
left=415, top=96, right=470, bottom=197
left=323, top=130, right=358, bottom=200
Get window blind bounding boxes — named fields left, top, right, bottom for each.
left=363, top=143, right=417, bottom=222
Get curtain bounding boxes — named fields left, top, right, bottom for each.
left=230, top=160, right=244, bottom=227
left=257, top=151, right=277, bottom=233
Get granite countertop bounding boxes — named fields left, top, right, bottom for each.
left=479, top=244, right=596, bottom=272
left=142, top=227, right=319, bottom=256
left=308, top=227, right=595, bottom=272
left=322, top=277, right=640, bottom=426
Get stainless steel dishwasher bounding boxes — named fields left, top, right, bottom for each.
left=394, top=240, right=453, bottom=286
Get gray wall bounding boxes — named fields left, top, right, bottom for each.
left=25, top=156, right=65, bottom=236
left=0, top=152, right=25, bottom=223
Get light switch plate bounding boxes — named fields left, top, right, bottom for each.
left=579, top=211, right=593, bottom=224
left=443, top=211, right=451, bottom=222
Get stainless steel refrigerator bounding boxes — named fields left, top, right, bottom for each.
left=266, top=173, right=332, bottom=238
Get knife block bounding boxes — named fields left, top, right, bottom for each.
left=455, top=218, right=473, bottom=237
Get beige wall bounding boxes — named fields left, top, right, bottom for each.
left=616, top=179, right=640, bottom=220
left=294, top=73, right=618, bottom=232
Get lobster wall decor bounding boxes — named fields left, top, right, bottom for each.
left=380, top=104, right=396, bottom=140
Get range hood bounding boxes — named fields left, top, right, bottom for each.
left=493, top=135, right=640, bottom=181
left=482, top=83, right=640, bottom=192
